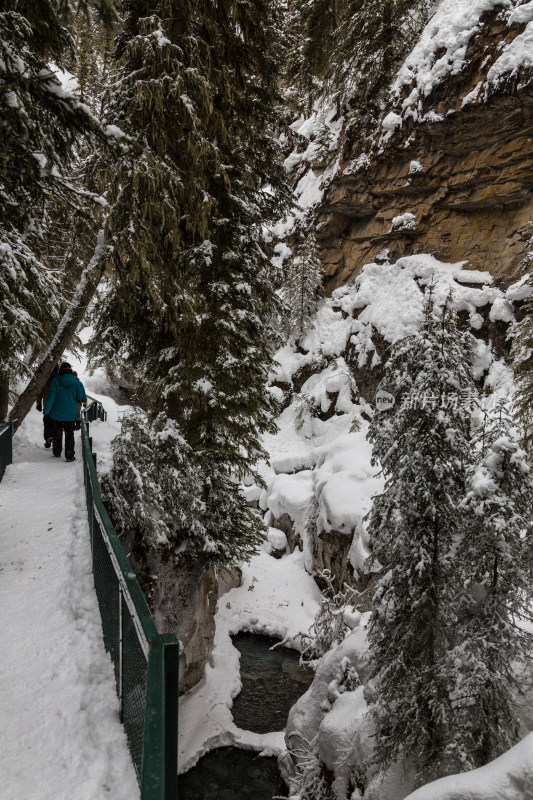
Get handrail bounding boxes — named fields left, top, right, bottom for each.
left=81, top=398, right=179, bottom=800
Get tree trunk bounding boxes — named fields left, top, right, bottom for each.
left=0, top=373, right=9, bottom=423
left=9, top=231, right=110, bottom=433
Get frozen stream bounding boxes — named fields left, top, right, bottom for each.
left=179, top=633, right=314, bottom=799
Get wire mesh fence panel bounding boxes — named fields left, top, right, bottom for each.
left=0, top=421, right=13, bottom=483
left=92, top=516, right=121, bottom=692
left=81, top=402, right=179, bottom=800
left=121, top=593, right=149, bottom=781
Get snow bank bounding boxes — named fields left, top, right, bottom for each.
left=286, top=625, right=371, bottom=757
left=284, top=621, right=416, bottom=800
left=268, top=470, right=315, bottom=568
left=403, top=732, right=533, bottom=800
left=334, top=254, right=502, bottom=362
left=266, top=427, right=381, bottom=577
left=313, top=431, right=382, bottom=576
left=178, top=550, right=322, bottom=772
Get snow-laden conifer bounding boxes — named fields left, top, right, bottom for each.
left=331, top=0, right=431, bottom=117
left=282, top=232, right=323, bottom=341
left=367, top=292, right=478, bottom=784
left=510, top=257, right=533, bottom=456
left=453, top=401, right=533, bottom=767
left=0, top=1, right=112, bottom=417
left=286, top=0, right=431, bottom=116
left=90, top=0, right=289, bottom=563
left=286, top=0, right=340, bottom=111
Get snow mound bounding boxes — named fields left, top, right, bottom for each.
left=334, top=254, right=501, bottom=355
left=266, top=429, right=381, bottom=576
left=404, top=732, right=533, bottom=800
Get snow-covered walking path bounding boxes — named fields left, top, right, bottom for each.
left=0, top=408, right=138, bottom=800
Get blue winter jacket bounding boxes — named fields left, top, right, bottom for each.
left=77, top=379, right=87, bottom=403
left=44, top=372, right=85, bottom=422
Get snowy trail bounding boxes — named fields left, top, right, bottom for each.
left=0, top=410, right=138, bottom=800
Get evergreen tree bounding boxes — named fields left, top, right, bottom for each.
left=285, top=0, right=340, bottom=112
left=286, top=0, right=431, bottom=118
left=282, top=232, right=323, bottom=341
left=331, top=0, right=431, bottom=118
left=453, top=401, right=533, bottom=767
left=75, top=2, right=117, bottom=113
left=89, top=0, right=289, bottom=564
left=367, top=293, right=477, bottom=784
left=511, top=251, right=533, bottom=456
left=0, top=0, right=114, bottom=419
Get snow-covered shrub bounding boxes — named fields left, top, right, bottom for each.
left=278, top=732, right=335, bottom=800
left=294, top=393, right=321, bottom=432
left=299, top=570, right=359, bottom=666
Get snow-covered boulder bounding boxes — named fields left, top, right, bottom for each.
left=286, top=625, right=371, bottom=755
left=283, top=622, right=416, bottom=800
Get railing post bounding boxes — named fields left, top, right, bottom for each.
left=162, top=634, right=179, bottom=800
left=118, top=586, right=123, bottom=721
left=141, top=643, right=166, bottom=800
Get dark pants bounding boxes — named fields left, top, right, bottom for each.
left=43, top=414, right=54, bottom=443
left=52, top=420, right=76, bottom=459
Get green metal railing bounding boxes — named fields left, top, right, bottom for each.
left=81, top=401, right=179, bottom=800
left=0, top=420, right=13, bottom=483
left=84, top=397, right=108, bottom=423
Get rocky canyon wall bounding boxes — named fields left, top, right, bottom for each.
left=314, top=5, right=533, bottom=291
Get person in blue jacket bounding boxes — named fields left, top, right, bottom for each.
left=44, top=362, right=85, bottom=462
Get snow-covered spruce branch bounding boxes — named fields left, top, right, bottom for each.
left=298, top=570, right=360, bottom=666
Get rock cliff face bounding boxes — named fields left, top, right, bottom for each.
left=317, top=5, right=533, bottom=292
left=120, top=534, right=241, bottom=693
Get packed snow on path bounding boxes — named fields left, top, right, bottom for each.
left=0, top=372, right=137, bottom=799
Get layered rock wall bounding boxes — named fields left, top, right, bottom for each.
left=317, top=6, right=533, bottom=291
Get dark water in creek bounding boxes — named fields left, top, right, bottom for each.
left=178, top=746, right=287, bottom=800
left=179, top=633, right=314, bottom=800
left=231, top=632, right=314, bottom=733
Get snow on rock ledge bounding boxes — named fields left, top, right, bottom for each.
left=266, top=430, right=382, bottom=583
left=264, top=254, right=524, bottom=592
